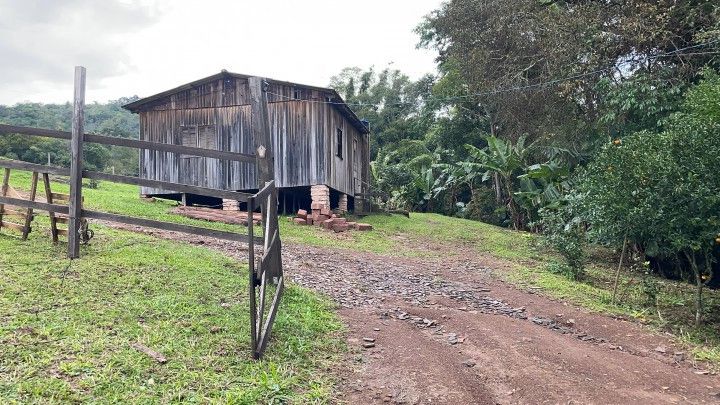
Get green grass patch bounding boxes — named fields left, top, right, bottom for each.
left=283, top=212, right=541, bottom=258
left=0, top=226, right=343, bottom=403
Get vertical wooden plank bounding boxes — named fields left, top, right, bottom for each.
left=21, top=172, right=39, bottom=240
left=0, top=168, right=9, bottom=231
left=247, top=196, right=258, bottom=358
left=248, top=77, right=275, bottom=186
left=43, top=173, right=59, bottom=243
left=67, top=66, right=86, bottom=259
left=249, top=77, right=276, bottom=242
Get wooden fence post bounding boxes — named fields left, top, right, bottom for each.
left=248, top=77, right=275, bottom=185
left=67, top=66, right=86, bottom=259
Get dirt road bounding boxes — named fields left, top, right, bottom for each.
left=285, top=244, right=720, bottom=404
left=107, top=224, right=720, bottom=404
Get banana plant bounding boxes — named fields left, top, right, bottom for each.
left=465, top=135, right=534, bottom=229
left=516, top=160, right=573, bottom=210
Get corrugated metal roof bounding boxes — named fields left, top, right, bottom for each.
left=122, top=71, right=369, bottom=134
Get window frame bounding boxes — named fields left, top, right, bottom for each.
left=336, top=127, right=343, bottom=159
left=179, top=124, right=217, bottom=159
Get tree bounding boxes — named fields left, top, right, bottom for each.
left=418, top=0, right=720, bottom=154
left=0, top=97, right=140, bottom=174
left=579, top=72, right=720, bottom=325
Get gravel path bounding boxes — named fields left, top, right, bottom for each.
left=104, top=222, right=720, bottom=404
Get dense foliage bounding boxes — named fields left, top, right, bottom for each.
left=0, top=97, right=140, bottom=174
left=326, top=0, right=720, bottom=323
left=578, top=73, right=720, bottom=323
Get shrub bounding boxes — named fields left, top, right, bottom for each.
left=538, top=196, right=586, bottom=280
left=464, top=185, right=505, bottom=226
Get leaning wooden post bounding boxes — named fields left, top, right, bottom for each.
left=248, top=77, right=276, bottom=241
left=67, top=66, right=86, bottom=259
left=249, top=76, right=280, bottom=232
left=248, top=77, right=274, bottom=186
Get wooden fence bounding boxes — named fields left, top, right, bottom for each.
left=0, top=67, right=283, bottom=359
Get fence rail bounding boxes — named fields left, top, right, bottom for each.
left=0, top=67, right=284, bottom=359
left=0, top=158, right=253, bottom=202
left=0, top=124, right=258, bottom=164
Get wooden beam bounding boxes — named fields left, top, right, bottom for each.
left=260, top=228, right=281, bottom=278
left=0, top=159, right=70, bottom=176
left=0, top=125, right=257, bottom=164
left=256, top=275, right=284, bottom=357
left=0, top=220, right=27, bottom=233
left=0, top=124, right=70, bottom=141
left=0, top=168, right=9, bottom=230
left=84, top=133, right=257, bottom=164
left=83, top=171, right=252, bottom=202
left=21, top=172, right=38, bottom=240
left=0, top=196, right=69, bottom=214
left=43, top=173, right=59, bottom=242
left=68, top=66, right=86, bottom=259
left=0, top=159, right=252, bottom=202
left=247, top=196, right=258, bottom=357
left=82, top=210, right=263, bottom=244
left=253, top=180, right=275, bottom=201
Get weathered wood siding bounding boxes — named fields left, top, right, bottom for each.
left=138, top=76, right=367, bottom=197
left=323, top=105, right=361, bottom=195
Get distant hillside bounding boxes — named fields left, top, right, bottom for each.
left=0, top=97, right=140, bottom=175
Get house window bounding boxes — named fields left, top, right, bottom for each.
left=179, top=124, right=216, bottom=159
left=293, top=88, right=303, bottom=100
left=336, top=128, right=343, bottom=159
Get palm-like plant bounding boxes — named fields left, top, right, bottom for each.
left=466, top=135, right=534, bottom=229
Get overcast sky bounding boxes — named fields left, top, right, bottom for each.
left=0, top=0, right=443, bottom=105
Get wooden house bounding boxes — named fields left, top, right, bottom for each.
left=123, top=71, right=370, bottom=213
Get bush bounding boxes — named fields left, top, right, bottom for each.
left=538, top=196, right=586, bottom=280
left=464, top=185, right=505, bottom=226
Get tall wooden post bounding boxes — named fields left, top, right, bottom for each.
left=67, top=66, right=86, bottom=259
left=248, top=77, right=282, bottom=278
left=248, top=77, right=274, bottom=185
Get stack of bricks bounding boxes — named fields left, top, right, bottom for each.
left=291, top=209, right=373, bottom=233
left=338, top=194, right=348, bottom=214
left=222, top=199, right=240, bottom=211
left=310, top=185, right=330, bottom=211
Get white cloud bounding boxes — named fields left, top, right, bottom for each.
left=0, top=0, right=442, bottom=104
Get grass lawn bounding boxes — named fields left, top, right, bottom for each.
left=0, top=225, right=343, bottom=403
